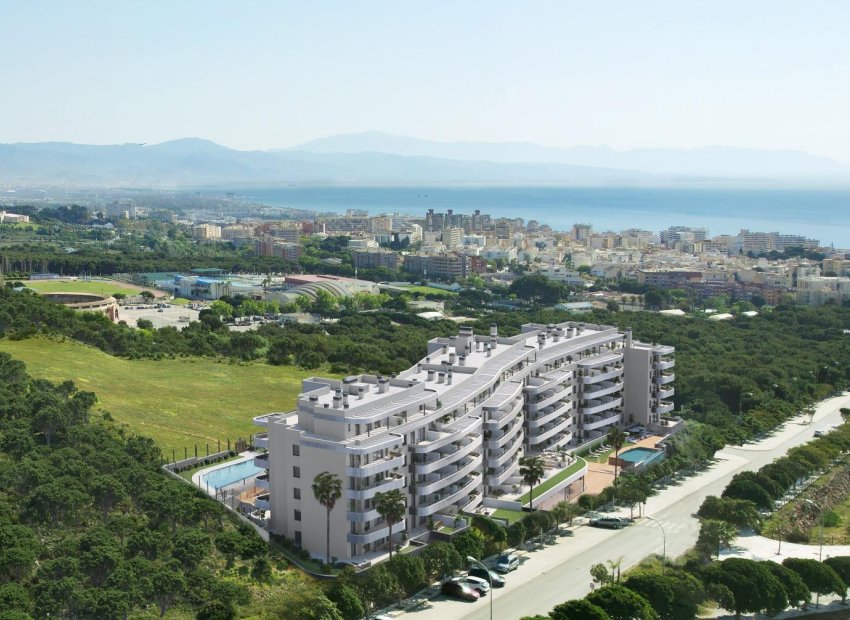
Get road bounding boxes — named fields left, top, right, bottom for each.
left=399, top=392, right=850, bottom=620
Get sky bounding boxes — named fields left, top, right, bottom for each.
left=1, top=1, right=849, bottom=162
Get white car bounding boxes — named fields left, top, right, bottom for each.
left=461, top=575, right=491, bottom=595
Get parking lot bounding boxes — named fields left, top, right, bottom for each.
left=119, top=304, right=200, bottom=329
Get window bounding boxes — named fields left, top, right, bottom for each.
left=293, top=488, right=301, bottom=500
left=292, top=445, right=300, bottom=456
left=294, top=531, right=302, bottom=546
left=293, top=466, right=300, bottom=479
left=294, top=509, right=302, bottom=522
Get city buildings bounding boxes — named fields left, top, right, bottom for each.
left=251, top=320, right=675, bottom=561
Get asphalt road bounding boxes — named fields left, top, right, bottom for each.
left=401, top=392, right=850, bottom=620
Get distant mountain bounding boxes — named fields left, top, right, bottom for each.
left=0, top=140, right=647, bottom=186
left=2, top=135, right=848, bottom=187
left=291, top=131, right=850, bottom=179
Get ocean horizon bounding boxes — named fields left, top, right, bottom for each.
left=215, top=185, right=850, bottom=248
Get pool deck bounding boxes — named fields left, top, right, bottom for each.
left=538, top=435, right=665, bottom=510
left=191, top=450, right=259, bottom=498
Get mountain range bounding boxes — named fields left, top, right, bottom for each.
left=1, top=133, right=848, bottom=187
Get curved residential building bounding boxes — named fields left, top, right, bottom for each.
left=252, top=320, right=674, bottom=561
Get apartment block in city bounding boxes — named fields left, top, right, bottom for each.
left=252, top=320, right=675, bottom=561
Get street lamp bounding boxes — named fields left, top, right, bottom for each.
left=467, top=555, right=493, bottom=620
left=643, top=515, right=666, bottom=574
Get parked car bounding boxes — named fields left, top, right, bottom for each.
left=590, top=516, right=629, bottom=529
left=814, top=429, right=825, bottom=437
left=468, top=565, right=505, bottom=587
left=494, top=553, right=519, bottom=573
left=460, top=575, right=490, bottom=595
left=441, top=579, right=480, bottom=601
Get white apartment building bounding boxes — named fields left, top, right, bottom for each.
left=251, top=321, right=675, bottom=561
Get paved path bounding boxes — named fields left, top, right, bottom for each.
left=396, top=392, right=850, bottom=620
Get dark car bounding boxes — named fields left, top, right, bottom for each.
left=441, top=579, right=480, bottom=601
left=590, top=516, right=629, bottom=529
left=468, top=566, right=505, bottom=587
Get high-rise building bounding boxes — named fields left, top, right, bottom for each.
left=251, top=321, right=675, bottom=561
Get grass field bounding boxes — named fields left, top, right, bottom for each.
left=0, top=338, right=327, bottom=455
left=22, top=278, right=145, bottom=297
left=398, top=284, right=459, bottom=296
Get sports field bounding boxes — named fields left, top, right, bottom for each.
left=22, top=278, right=147, bottom=297
left=0, top=338, right=324, bottom=456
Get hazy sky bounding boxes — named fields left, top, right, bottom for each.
left=2, top=1, right=849, bottom=161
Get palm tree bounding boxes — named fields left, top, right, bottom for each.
left=311, top=472, right=342, bottom=566
left=700, top=519, right=738, bottom=559
left=519, top=456, right=546, bottom=511
left=607, top=427, right=628, bottom=486
left=375, top=489, right=406, bottom=559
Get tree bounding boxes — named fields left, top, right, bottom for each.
left=519, top=455, right=545, bottom=510
left=697, top=519, right=738, bottom=559
left=196, top=601, right=236, bottom=620
left=783, top=558, right=846, bottom=604
left=374, top=489, right=406, bottom=560
left=549, top=599, right=611, bottom=620
left=703, top=558, right=787, bottom=620
left=326, top=580, right=364, bottom=620
left=312, top=472, right=342, bottom=566
left=697, top=496, right=761, bottom=529
left=150, top=560, right=186, bottom=617
left=89, top=474, right=127, bottom=522
left=824, top=556, right=850, bottom=603
left=140, top=290, right=155, bottom=303
left=586, top=584, right=659, bottom=620
left=388, top=555, right=426, bottom=596
left=624, top=570, right=705, bottom=620
left=262, top=578, right=342, bottom=620
left=761, top=561, right=810, bottom=609
left=607, top=427, right=628, bottom=490
left=590, top=562, right=613, bottom=586
left=419, top=541, right=462, bottom=581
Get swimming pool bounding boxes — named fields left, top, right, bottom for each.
left=618, top=447, right=665, bottom=467
left=201, top=459, right=264, bottom=489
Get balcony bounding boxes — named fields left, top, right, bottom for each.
left=527, top=387, right=571, bottom=412
left=346, top=507, right=382, bottom=522
left=253, top=433, right=269, bottom=450
left=255, top=473, right=270, bottom=491
left=417, top=453, right=483, bottom=495
left=583, top=380, right=622, bottom=400
left=487, top=460, right=520, bottom=487
left=414, top=440, right=479, bottom=475
left=528, top=417, right=572, bottom=445
left=486, top=437, right=522, bottom=468
left=254, top=494, right=271, bottom=511
left=253, top=453, right=269, bottom=469
left=486, top=418, right=523, bottom=449
left=583, top=411, right=622, bottom=431
left=580, top=367, right=624, bottom=385
left=347, top=518, right=407, bottom=545
left=656, top=373, right=675, bottom=385
left=654, top=401, right=675, bottom=415
left=484, top=398, right=524, bottom=426
left=414, top=416, right=481, bottom=453
left=345, top=472, right=405, bottom=500
left=346, top=452, right=405, bottom=478
left=580, top=397, right=623, bottom=416
left=526, top=401, right=571, bottom=430
left=655, top=386, right=675, bottom=400
left=416, top=477, right=482, bottom=517
left=654, top=359, right=675, bottom=371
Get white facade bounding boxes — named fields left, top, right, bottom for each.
left=252, top=321, right=674, bottom=561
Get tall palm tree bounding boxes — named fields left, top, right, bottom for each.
left=607, top=427, right=628, bottom=486
left=375, top=489, right=406, bottom=559
left=312, top=471, right=342, bottom=566
left=519, top=455, right=546, bottom=511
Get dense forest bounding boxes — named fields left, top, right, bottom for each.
left=0, top=353, right=272, bottom=619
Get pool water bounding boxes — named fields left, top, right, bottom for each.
left=201, top=459, right=264, bottom=489
left=618, top=447, right=665, bottom=466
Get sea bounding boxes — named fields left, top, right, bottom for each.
left=219, top=186, right=850, bottom=248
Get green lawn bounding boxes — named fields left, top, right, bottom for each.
left=517, top=457, right=587, bottom=505
left=0, top=337, right=328, bottom=455
left=398, top=284, right=459, bottom=297
left=22, top=278, right=143, bottom=297
left=491, top=508, right=526, bottom=524
left=591, top=442, right=635, bottom=464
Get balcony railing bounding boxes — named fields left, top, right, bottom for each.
left=414, top=440, right=479, bottom=475
left=253, top=453, right=269, bottom=469
left=417, top=453, right=483, bottom=496
left=655, top=386, right=675, bottom=400
left=654, top=359, right=675, bottom=371
left=583, top=411, right=622, bottom=431
left=528, top=417, right=572, bottom=445
left=580, top=397, right=623, bottom=416
left=346, top=452, right=405, bottom=478
left=583, top=380, right=623, bottom=400
left=527, top=387, right=572, bottom=412
left=347, top=518, right=407, bottom=545
left=654, top=401, right=675, bottom=415
left=255, top=473, right=270, bottom=491
left=580, top=367, right=624, bottom=385
left=486, top=418, right=524, bottom=448
left=486, top=437, right=522, bottom=468
left=526, top=400, right=571, bottom=430
left=656, top=373, right=675, bottom=385
left=253, top=433, right=269, bottom=450
left=416, top=477, right=481, bottom=517
left=345, top=472, right=405, bottom=500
